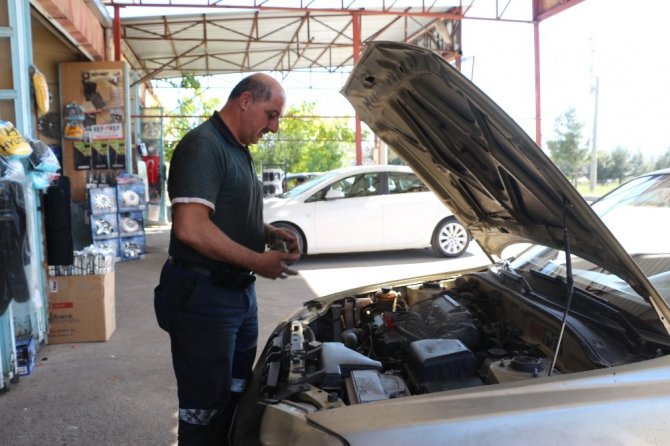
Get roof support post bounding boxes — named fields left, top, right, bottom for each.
left=114, top=5, right=122, bottom=61
left=352, top=11, right=362, bottom=165
left=532, top=1, right=542, bottom=148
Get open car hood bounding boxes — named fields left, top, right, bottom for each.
left=341, top=42, right=669, bottom=318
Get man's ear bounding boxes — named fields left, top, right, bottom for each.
left=239, top=91, right=253, bottom=111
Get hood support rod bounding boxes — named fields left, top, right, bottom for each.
left=549, top=195, right=575, bottom=376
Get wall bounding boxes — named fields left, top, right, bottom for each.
left=31, top=12, right=83, bottom=145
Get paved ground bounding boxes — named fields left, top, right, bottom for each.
left=0, top=225, right=488, bottom=445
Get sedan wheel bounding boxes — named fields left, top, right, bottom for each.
left=431, top=217, right=469, bottom=258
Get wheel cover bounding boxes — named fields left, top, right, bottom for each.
left=276, top=224, right=304, bottom=254
left=437, top=222, right=468, bottom=255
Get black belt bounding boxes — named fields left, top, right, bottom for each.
left=168, top=257, right=255, bottom=289
left=169, top=257, right=216, bottom=276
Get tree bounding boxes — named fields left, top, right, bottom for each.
left=629, top=149, right=652, bottom=178
left=609, top=146, right=631, bottom=184
left=546, top=107, right=590, bottom=184
left=596, top=150, right=614, bottom=183
left=162, top=74, right=222, bottom=161
left=655, top=148, right=670, bottom=170
left=250, top=102, right=360, bottom=173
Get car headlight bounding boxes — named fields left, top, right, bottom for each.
left=260, top=402, right=346, bottom=446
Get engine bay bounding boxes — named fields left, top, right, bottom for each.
left=258, top=270, right=664, bottom=410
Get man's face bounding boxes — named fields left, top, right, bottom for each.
left=240, top=87, right=285, bottom=145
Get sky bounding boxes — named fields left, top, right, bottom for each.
left=464, top=0, right=670, bottom=158
left=148, top=0, right=670, bottom=159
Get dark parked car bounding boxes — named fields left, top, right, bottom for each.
left=231, top=42, right=670, bottom=445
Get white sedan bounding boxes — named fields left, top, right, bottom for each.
left=264, top=164, right=469, bottom=257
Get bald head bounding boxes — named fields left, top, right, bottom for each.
left=228, top=73, right=284, bottom=103
left=220, top=73, right=286, bottom=146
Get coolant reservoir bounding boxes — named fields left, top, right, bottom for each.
left=486, top=356, right=553, bottom=384
left=406, top=282, right=443, bottom=306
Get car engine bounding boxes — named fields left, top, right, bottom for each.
left=257, top=270, right=662, bottom=410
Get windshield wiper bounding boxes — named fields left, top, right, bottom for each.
left=529, top=268, right=644, bottom=346
left=496, top=261, right=534, bottom=295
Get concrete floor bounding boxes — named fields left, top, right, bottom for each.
left=0, top=225, right=488, bottom=445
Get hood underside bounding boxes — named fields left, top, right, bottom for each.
left=341, top=41, right=661, bottom=306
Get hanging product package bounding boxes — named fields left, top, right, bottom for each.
left=0, top=180, right=31, bottom=315
left=108, top=140, right=126, bottom=169
left=73, top=140, right=92, bottom=170
left=91, top=141, right=109, bottom=169
left=63, top=102, right=86, bottom=141
left=31, top=66, right=50, bottom=115
left=0, top=121, right=32, bottom=158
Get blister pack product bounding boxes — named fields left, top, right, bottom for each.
left=92, top=212, right=118, bottom=239
left=89, top=187, right=118, bottom=214
left=118, top=211, right=143, bottom=236
left=116, top=182, right=145, bottom=212
left=119, top=235, right=145, bottom=260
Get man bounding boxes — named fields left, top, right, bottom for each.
left=154, top=73, right=300, bottom=445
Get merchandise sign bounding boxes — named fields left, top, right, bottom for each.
left=90, top=123, right=123, bottom=141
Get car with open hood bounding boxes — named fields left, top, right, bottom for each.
left=231, top=42, right=670, bottom=445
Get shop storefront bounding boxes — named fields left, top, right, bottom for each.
left=0, top=0, right=163, bottom=390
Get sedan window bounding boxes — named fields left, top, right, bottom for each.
left=310, top=173, right=381, bottom=201
left=387, top=171, right=429, bottom=194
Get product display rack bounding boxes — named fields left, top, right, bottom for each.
left=89, top=182, right=146, bottom=261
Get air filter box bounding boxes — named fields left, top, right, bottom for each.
left=406, top=339, right=476, bottom=391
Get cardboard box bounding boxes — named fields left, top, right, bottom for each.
left=47, top=272, right=116, bottom=344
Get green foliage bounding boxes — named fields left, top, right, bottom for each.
left=546, top=107, right=590, bottom=184
left=575, top=180, right=619, bottom=198
left=629, top=150, right=653, bottom=178
left=596, top=150, right=611, bottom=180
left=162, top=74, right=222, bottom=161
left=654, top=148, right=670, bottom=170
left=250, top=102, right=360, bottom=173
left=608, top=146, right=631, bottom=184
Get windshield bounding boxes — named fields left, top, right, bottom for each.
left=276, top=172, right=334, bottom=199
left=509, top=172, right=670, bottom=320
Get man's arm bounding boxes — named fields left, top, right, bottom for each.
left=172, top=202, right=299, bottom=279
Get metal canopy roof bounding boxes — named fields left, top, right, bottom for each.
left=101, top=1, right=584, bottom=85
left=120, top=10, right=453, bottom=80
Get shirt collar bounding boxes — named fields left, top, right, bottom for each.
left=209, top=111, right=246, bottom=150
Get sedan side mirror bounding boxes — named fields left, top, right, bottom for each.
left=325, top=187, right=345, bottom=200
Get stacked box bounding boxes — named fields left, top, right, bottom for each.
left=47, top=272, right=116, bottom=344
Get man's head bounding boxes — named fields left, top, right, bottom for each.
left=223, top=73, right=286, bottom=146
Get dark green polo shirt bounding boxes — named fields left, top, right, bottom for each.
left=167, top=112, right=265, bottom=269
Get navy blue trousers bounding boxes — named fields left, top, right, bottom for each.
left=154, top=260, right=258, bottom=445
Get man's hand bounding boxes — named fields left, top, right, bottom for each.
left=267, top=225, right=301, bottom=255
left=253, top=250, right=300, bottom=280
